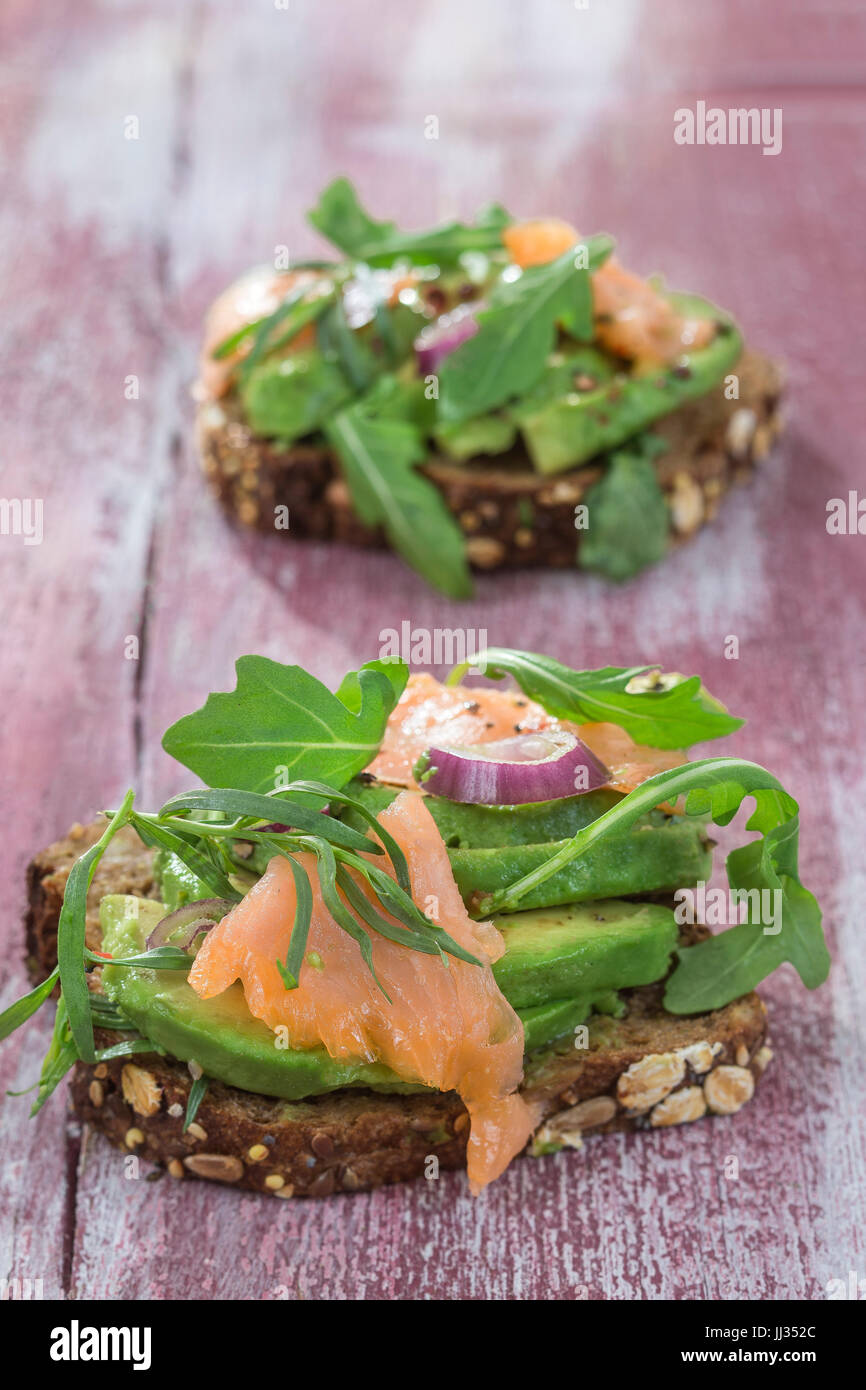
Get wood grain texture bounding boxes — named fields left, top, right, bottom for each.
left=1, top=0, right=864, bottom=1300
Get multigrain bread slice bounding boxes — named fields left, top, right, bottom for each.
left=197, top=349, right=783, bottom=572
left=27, top=820, right=771, bottom=1197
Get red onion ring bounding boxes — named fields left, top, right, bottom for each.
left=414, top=303, right=481, bottom=374
left=415, top=730, right=609, bottom=805
left=146, top=898, right=233, bottom=951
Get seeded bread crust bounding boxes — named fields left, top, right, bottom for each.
left=28, top=821, right=771, bottom=1197
left=197, top=349, right=783, bottom=571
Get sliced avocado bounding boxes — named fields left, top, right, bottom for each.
left=101, top=897, right=427, bottom=1098
left=240, top=347, right=353, bottom=442
left=242, top=785, right=709, bottom=912
left=452, top=815, right=712, bottom=911
left=515, top=297, right=742, bottom=474
left=518, top=989, right=623, bottom=1052
left=153, top=849, right=212, bottom=912
left=491, top=900, right=677, bottom=1008
left=339, top=779, right=622, bottom=848
left=433, top=413, right=517, bottom=461
left=99, top=894, right=674, bottom=1102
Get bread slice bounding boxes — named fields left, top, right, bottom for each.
left=197, top=349, right=783, bottom=572
left=27, top=820, right=771, bottom=1197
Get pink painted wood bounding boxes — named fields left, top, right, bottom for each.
left=1, top=0, right=864, bottom=1300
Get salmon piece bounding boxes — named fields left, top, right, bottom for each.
left=591, top=259, right=715, bottom=366
left=188, top=791, right=537, bottom=1192
left=576, top=722, right=686, bottom=797
left=503, top=218, right=714, bottom=366
left=503, top=218, right=580, bottom=268
left=369, top=673, right=685, bottom=798
left=198, top=267, right=319, bottom=399
left=369, top=673, right=555, bottom=785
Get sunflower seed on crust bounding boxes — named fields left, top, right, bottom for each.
left=650, top=1086, right=707, bottom=1127
left=183, top=1154, right=244, bottom=1183
left=121, top=1064, right=162, bottom=1118
left=704, top=1065, right=755, bottom=1115
left=617, top=1052, right=686, bottom=1112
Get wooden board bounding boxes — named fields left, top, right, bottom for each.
left=1, top=0, right=864, bottom=1300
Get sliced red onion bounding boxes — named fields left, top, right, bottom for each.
left=146, top=898, right=233, bottom=951
left=415, top=730, right=609, bottom=805
left=414, top=303, right=481, bottom=374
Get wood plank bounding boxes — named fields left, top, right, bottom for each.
left=1, top=0, right=864, bottom=1300
left=0, top=0, right=181, bottom=1299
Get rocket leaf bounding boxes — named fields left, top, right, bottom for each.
left=437, top=236, right=614, bottom=423
left=449, top=647, right=743, bottom=749
left=477, top=757, right=828, bottom=1013
left=161, top=657, right=404, bottom=794
left=308, top=176, right=510, bottom=266
left=325, top=386, right=473, bottom=598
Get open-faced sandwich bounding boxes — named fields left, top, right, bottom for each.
left=10, top=650, right=827, bottom=1196
left=197, top=179, right=783, bottom=596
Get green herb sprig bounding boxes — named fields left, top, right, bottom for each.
left=157, top=779, right=484, bottom=995
left=161, top=655, right=407, bottom=795
left=479, top=757, right=828, bottom=1013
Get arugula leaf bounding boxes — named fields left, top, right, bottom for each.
left=161, top=657, right=403, bottom=793
left=316, top=297, right=376, bottom=392
left=579, top=441, right=670, bottom=581
left=325, top=383, right=473, bottom=598
left=438, top=237, right=613, bottom=424
left=336, top=657, right=408, bottom=713
left=308, top=177, right=510, bottom=266
left=449, top=647, right=742, bottom=748
left=477, top=758, right=828, bottom=1012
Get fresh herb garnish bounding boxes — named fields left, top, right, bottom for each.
left=325, top=382, right=473, bottom=598
left=308, top=177, right=511, bottom=266
left=578, top=438, right=671, bottom=582
left=184, top=1075, right=209, bottom=1132
left=154, top=778, right=483, bottom=996
left=57, top=790, right=135, bottom=1063
left=129, top=812, right=242, bottom=902
left=448, top=648, right=742, bottom=749
left=161, top=656, right=407, bottom=794
left=478, top=757, right=828, bottom=1012
left=438, top=237, right=614, bottom=423
left=210, top=271, right=340, bottom=369
left=0, top=967, right=59, bottom=1041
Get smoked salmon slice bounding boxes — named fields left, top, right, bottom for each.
left=198, top=267, right=319, bottom=399
left=368, top=673, right=686, bottom=798
left=188, top=791, right=537, bottom=1192
left=502, top=217, right=715, bottom=366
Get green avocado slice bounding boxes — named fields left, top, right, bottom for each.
left=450, top=816, right=712, bottom=911
left=491, top=900, right=678, bottom=1009
left=514, top=295, right=742, bottom=474
left=338, top=778, right=622, bottom=848
left=100, top=893, right=677, bottom=1102
left=240, top=347, right=353, bottom=442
